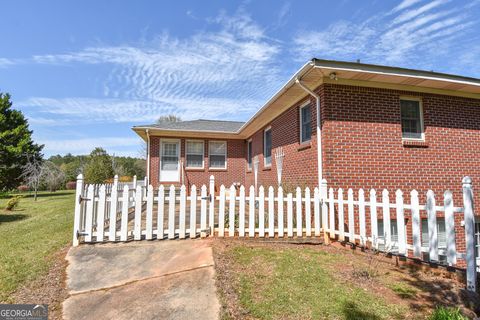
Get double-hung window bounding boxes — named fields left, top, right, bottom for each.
left=209, top=141, right=227, bottom=169
left=264, top=128, right=272, bottom=167
left=247, top=140, right=252, bottom=169
left=186, top=140, right=204, bottom=168
left=300, top=103, right=312, bottom=143
left=400, top=98, right=424, bottom=140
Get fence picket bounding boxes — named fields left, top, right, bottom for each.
left=108, top=180, right=118, bottom=242
left=219, top=185, right=226, bottom=237
left=190, top=185, right=197, bottom=239
left=200, top=185, right=207, bottom=238
left=179, top=185, right=186, bottom=239
left=278, top=187, right=284, bottom=237
left=157, top=185, right=165, bottom=239
left=120, top=185, right=129, bottom=241
left=329, top=188, right=335, bottom=239
left=249, top=186, right=255, bottom=237
left=268, top=186, right=275, bottom=237
left=96, top=185, right=106, bottom=242
left=314, top=187, right=320, bottom=236
left=85, top=185, right=94, bottom=242
left=370, top=189, right=377, bottom=248
left=229, top=185, right=236, bottom=237
left=396, top=190, right=407, bottom=255
left=168, top=185, right=175, bottom=239
left=382, top=190, right=391, bottom=249
left=134, top=185, right=143, bottom=240
left=320, top=180, right=328, bottom=236
left=146, top=185, right=154, bottom=240
left=347, top=189, right=354, bottom=242
left=259, top=186, right=265, bottom=237
left=338, top=188, right=344, bottom=241
left=359, top=189, right=366, bottom=246
left=426, top=190, right=438, bottom=261
left=305, top=187, right=312, bottom=237
left=287, top=193, right=293, bottom=237
left=239, top=186, right=245, bottom=237
left=444, top=190, right=456, bottom=265
left=209, top=175, right=215, bottom=234
left=296, top=187, right=302, bottom=237
left=411, top=190, right=421, bottom=258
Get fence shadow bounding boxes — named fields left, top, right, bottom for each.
left=0, top=213, right=28, bottom=223
left=342, top=301, right=381, bottom=320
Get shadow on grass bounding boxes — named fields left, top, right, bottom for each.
left=342, top=301, right=381, bottom=320
left=7, top=191, right=74, bottom=199
left=0, top=213, right=28, bottom=223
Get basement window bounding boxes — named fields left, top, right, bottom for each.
left=400, top=98, right=424, bottom=140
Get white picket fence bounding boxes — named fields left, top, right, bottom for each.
left=72, top=174, right=478, bottom=292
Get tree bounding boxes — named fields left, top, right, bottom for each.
left=20, top=155, right=44, bottom=201
left=157, top=114, right=181, bottom=123
left=0, top=93, right=43, bottom=191
left=41, top=161, right=65, bottom=192
left=84, top=147, right=115, bottom=183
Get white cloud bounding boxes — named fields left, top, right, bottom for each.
left=39, top=137, right=142, bottom=155
left=390, top=0, right=423, bottom=13
left=0, top=58, right=14, bottom=67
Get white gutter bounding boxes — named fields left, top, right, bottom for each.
left=295, top=78, right=322, bottom=186
left=146, top=129, right=150, bottom=185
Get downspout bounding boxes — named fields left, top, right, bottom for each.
left=295, top=78, right=322, bottom=187
left=146, top=129, right=150, bottom=185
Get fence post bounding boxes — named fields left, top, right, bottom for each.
left=462, top=176, right=476, bottom=292
left=320, top=179, right=329, bottom=244
left=113, top=174, right=119, bottom=189
left=209, top=175, right=215, bottom=235
left=72, top=174, right=84, bottom=246
left=133, top=175, right=137, bottom=188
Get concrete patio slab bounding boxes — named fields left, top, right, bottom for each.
left=63, top=239, right=219, bottom=320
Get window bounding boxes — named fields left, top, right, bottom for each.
left=209, top=141, right=227, bottom=169
left=377, top=219, right=398, bottom=251
left=186, top=140, right=204, bottom=168
left=300, top=103, right=312, bottom=143
left=400, top=98, right=424, bottom=140
left=247, top=140, right=252, bottom=169
left=421, top=218, right=447, bottom=262
left=264, top=128, right=272, bottom=166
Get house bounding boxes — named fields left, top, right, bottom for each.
left=133, top=58, right=480, bottom=204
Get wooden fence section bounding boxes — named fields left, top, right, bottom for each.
left=72, top=174, right=478, bottom=292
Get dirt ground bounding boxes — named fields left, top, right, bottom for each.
left=10, top=246, right=69, bottom=320
left=212, top=239, right=480, bottom=319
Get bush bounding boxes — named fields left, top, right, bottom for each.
left=17, top=185, right=29, bottom=192
left=65, top=181, right=77, bottom=190
left=429, top=307, right=467, bottom=320
left=5, top=195, right=22, bottom=211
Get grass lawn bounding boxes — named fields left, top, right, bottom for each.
left=0, top=191, right=75, bottom=302
left=213, top=240, right=476, bottom=320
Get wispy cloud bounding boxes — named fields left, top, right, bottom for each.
left=38, top=137, right=143, bottom=156
left=293, top=0, right=479, bottom=68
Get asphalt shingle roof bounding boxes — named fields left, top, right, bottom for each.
left=135, top=119, right=244, bottom=133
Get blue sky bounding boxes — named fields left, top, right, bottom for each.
left=1, top=0, right=479, bottom=158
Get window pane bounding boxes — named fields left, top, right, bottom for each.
left=301, top=105, right=312, bottom=142
left=264, top=129, right=272, bottom=165
left=209, top=141, right=226, bottom=155
left=186, top=154, right=203, bottom=168
left=400, top=100, right=422, bottom=138
left=187, top=141, right=203, bottom=154
left=247, top=141, right=252, bottom=166
left=161, top=156, right=178, bottom=170
left=210, top=155, right=225, bottom=168
left=162, top=143, right=177, bottom=156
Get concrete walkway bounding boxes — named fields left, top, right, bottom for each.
left=63, top=239, right=220, bottom=320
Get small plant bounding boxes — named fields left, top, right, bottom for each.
left=429, top=306, right=467, bottom=320
left=5, top=195, right=22, bottom=211
left=65, top=181, right=77, bottom=190
left=390, top=282, right=417, bottom=299
left=17, top=185, right=29, bottom=192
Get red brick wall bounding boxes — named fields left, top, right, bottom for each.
left=149, top=137, right=245, bottom=191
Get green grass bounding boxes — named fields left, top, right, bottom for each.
left=0, top=191, right=75, bottom=302
left=228, top=246, right=406, bottom=320
left=389, top=282, right=418, bottom=299
left=429, top=307, right=468, bottom=320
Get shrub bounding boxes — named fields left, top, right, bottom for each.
left=5, top=196, right=22, bottom=211
left=17, top=185, right=29, bottom=192
left=66, top=181, right=77, bottom=190
left=429, top=307, right=467, bottom=320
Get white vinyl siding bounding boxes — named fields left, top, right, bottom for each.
left=209, top=141, right=227, bottom=169
left=186, top=140, right=204, bottom=168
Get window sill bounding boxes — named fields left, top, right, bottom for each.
left=263, top=166, right=272, bottom=171
left=298, top=141, right=312, bottom=151
left=402, top=139, right=428, bottom=148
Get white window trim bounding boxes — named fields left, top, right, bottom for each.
left=299, top=101, right=312, bottom=143
left=247, top=138, right=253, bottom=170
left=208, top=140, right=227, bottom=170
left=185, top=139, right=204, bottom=169
left=400, top=96, right=425, bottom=141
left=159, top=138, right=181, bottom=182
left=263, top=126, right=272, bottom=167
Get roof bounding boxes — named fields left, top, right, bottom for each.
left=133, top=58, right=480, bottom=140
